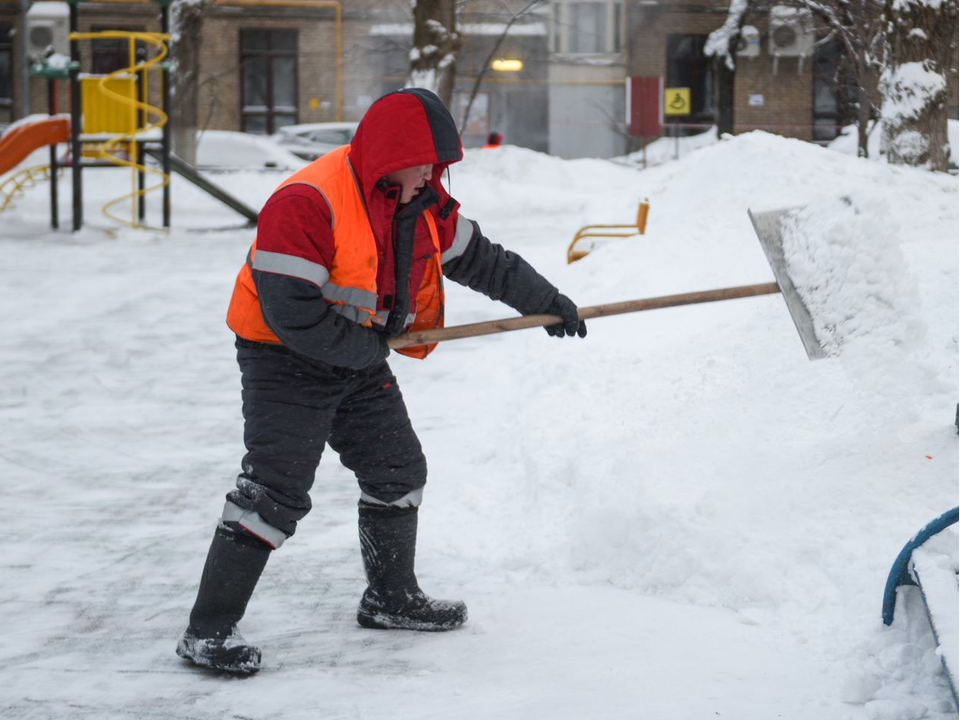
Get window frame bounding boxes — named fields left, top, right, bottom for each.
left=811, top=35, right=858, bottom=143
left=239, top=28, right=299, bottom=135
left=551, top=0, right=624, bottom=57
left=91, top=25, right=146, bottom=76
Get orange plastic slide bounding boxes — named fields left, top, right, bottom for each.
left=0, top=117, right=70, bottom=176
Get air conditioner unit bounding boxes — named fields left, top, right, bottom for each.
left=736, top=26, right=760, bottom=58
left=768, top=6, right=814, bottom=57
left=25, top=2, right=70, bottom=60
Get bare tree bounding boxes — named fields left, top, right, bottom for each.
left=879, top=0, right=958, bottom=170
left=704, top=0, right=750, bottom=137
left=793, top=0, right=885, bottom=158
left=169, top=0, right=212, bottom=167
left=409, top=0, right=462, bottom=109
left=459, top=0, right=545, bottom=134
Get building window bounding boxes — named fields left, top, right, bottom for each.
left=552, top=0, right=623, bottom=56
left=240, top=29, right=298, bottom=134
left=0, top=24, right=12, bottom=123
left=812, top=36, right=858, bottom=142
left=91, top=26, right=146, bottom=75
left=665, top=34, right=714, bottom=133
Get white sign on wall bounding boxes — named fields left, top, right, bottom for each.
left=748, top=94, right=765, bottom=107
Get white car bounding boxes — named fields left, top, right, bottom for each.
left=273, top=122, right=359, bottom=160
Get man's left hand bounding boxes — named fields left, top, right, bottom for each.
left=544, top=294, right=587, bottom=339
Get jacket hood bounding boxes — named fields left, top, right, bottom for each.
left=349, top=88, right=463, bottom=204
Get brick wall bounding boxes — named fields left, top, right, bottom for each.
left=627, top=0, right=814, bottom=140
left=200, top=10, right=338, bottom=132
left=25, top=4, right=339, bottom=132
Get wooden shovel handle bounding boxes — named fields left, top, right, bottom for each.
left=388, top=282, right=781, bottom=349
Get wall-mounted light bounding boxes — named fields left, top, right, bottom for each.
left=491, top=58, right=523, bottom=72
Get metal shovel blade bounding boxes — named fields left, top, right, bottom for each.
left=748, top=208, right=827, bottom=360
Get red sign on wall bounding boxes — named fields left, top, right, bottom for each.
left=628, top=77, right=662, bottom=138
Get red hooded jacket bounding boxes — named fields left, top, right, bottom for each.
left=232, top=89, right=559, bottom=370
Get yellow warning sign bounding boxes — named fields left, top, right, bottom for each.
left=664, top=87, right=691, bottom=116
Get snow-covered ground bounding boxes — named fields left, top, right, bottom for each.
left=1, top=131, right=957, bottom=720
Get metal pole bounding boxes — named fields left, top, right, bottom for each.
left=48, top=79, right=59, bottom=229
left=161, top=4, right=170, bottom=228
left=19, top=0, right=30, bottom=118
left=138, top=45, right=146, bottom=222
left=69, top=1, right=82, bottom=231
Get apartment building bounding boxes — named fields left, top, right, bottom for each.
left=2, top=0, right=956, bottom=159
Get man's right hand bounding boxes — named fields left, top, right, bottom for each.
left=543, top=294, right=587, bottom=339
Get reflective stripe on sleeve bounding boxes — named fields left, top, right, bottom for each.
left=440, top=215, right=475, bottom=265
left=221, top=500, right=287, bottom=549
left=328, top=303, right=379, bottom=325
left=251, top=249, right=331, bottom=288
left=321, top=282, right=378, bottom=308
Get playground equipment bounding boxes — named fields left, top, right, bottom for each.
left=2, top=0, right=258, bottom=231
left=71, top=29, right=170, bottom=229
left=0, top=116, right=70, bottom=216
left=567, top=198, right=650, bottom=264
left=881, top=507, right=959, bottom=708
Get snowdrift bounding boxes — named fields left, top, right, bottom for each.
left=0, top=131, right=956, bottom=720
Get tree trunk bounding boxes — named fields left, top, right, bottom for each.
left=715, top=57, right=736, bottom=136
left=704, top=0, right=748, bottom=137
left=410, top=0, right=462, bottom=109
left=856, top=47, right=872, bottom=158
left=880, top=0, right=957, bottom=170
left=170, top=0, right=209, bottom=167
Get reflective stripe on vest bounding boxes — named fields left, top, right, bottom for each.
left=226, top=145, right=445, bottom=358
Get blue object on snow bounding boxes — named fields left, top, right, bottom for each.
left=881, top=506, right=959, bottom=708
left=882, top=507, right=959, bottom=626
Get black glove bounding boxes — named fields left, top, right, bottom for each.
left=543, top=294, right=587, bottom=339
left=356, top=327, right=391, bottom=368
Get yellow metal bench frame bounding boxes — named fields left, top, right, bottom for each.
left=567, top=199, right=650, bottom=264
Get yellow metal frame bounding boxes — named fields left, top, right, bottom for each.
left=567, top=199, right=650, bottom=264
left=70, top=30, right=170, bottom=230
left=0, top=164, right=63, bottom=212
left=81, top=76, right=139, bottom=134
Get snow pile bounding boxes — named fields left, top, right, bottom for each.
left=779, top=196, right=923, bottom=356
left=0, top=131, right=956, bottom=719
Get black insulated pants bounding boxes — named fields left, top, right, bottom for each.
left=226, top=338, right=427, bottom=541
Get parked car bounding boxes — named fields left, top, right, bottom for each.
left=272, top=122, right=359, bottom=161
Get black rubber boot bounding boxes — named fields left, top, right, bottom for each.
left=176, top=525, right=271, bottom=675
left=356, top=503, right=467, bottom=632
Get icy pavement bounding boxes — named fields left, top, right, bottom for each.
left=1, top=132, right=957, bottom=719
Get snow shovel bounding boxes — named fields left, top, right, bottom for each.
left=388, top=208, right=826, bottom=361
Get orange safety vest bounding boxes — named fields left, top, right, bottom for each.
left=226, top=145, right=444, bottom=359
